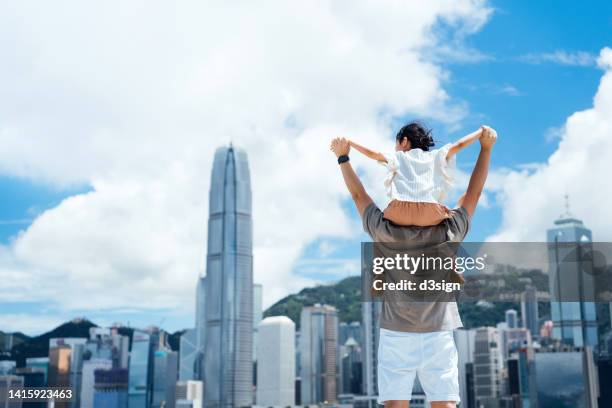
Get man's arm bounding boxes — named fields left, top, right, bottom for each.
left=459, top=127, right=497, bottom=217
left=349, top=140, right=387, bottom=163
left=331, top=138, right=374, bottom=217
left=447, top=126, right=485, bottom=159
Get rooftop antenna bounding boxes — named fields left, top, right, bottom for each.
left=563, top=192, right=572, bottom=218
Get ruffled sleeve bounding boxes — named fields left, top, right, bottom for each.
left=435, top=143, right=455, bottom=201
left=380, top=151, right=399, bottom=198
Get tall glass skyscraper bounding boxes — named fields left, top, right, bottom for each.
left=547, top=199, right=597, bottom=348
left=128, top=330, right=153, bottom=408
left=203, top=145, right=253, bottom=408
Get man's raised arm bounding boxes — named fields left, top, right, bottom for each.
left=458, top=127, right=497, bottom=218
left=330, top=137, right=374, bottom=217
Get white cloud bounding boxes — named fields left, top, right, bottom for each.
left=0, top=0, right=491, bottom=322
left=519, top=50, right=598, bottom=67
left=489, top=47, right=612, bottom=242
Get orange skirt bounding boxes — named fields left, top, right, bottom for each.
left=383, top=200, right=450, bottom=227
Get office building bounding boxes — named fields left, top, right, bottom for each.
left=48, top=345, right=72, bottom=387
left=505, top=309, right=518, bottom=329
left=85, top=327, right=129, bottom=369
left=179, top=329, right=198, bottom=381
left=203, top=145, right=254, bottom=407
left=128, top=330, right=153, bottom=408
left=93, top=368, right=128, bottom=408
left=340, top=337, right=362, bottom=395
left=253, top=284, right=263, bottom=362
left=175, top=381, right=203, bottom=408
left=0, top=375, right=24, bottom=408
left=194, top=276, right=206, bottom=381
left=534, top=348, right=598, bottom=407
left=256, top=316, right=295, bottom=407
left=26, top=358, right=49, bottom=384
left=152, top=350, right=178, bottom=408
left=547, top=200, right=598, bottom=347
left=454, top=329, right=476, bottom=407
left=473, top=327, right=503, bottom=408
left=299, top=304, right=339, bottom=405
left=361, top=300, right=381, bottom=407
left=81, top=359, right=112, bottom=408
left=521, top=286, right=539, bottom=340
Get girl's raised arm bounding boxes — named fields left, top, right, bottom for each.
left=349, top=140, right=387, bottom=163
left=447, top=126, right=485, bottom=159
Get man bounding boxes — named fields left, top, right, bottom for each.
left=330, top=128, right=497, bottom=408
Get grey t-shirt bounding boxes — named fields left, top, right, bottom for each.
left=362, top=203, right=470, bottom=332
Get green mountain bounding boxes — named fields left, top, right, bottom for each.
left=264, top=271, right=552, bottom=330
left=3, top=319, right=184, bottom=367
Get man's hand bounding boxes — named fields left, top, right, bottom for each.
left=330, top=137, right=350, bottom=158
left=480, top=126, right=497, bottom=150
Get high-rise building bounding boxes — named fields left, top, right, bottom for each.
left=175, top=380, right=203, bottom=408
left=93, top=368, right=129, bottom=408
left=361, top=300, right=381, bottom=407
left=253, top=283, right=263, bottom=362
left=179, top=329, right=198, bottom=381
left=203, top=145, right=254, bottom=408
left=473, top=327, right=503, bottom=408
left=194, top=276, right=206, bottom=380
left=256, top=316, right=295, bottom=407
left=128, top=330, right=153, bottom=408
left=521, top=286, right=539, bottom=340
left=48, top=345, right=72, bottom=387
left=49, top=337, right=87, bottom=408
left=0, top=375, right=24, bottom=408
left=25, top=358, right=48, bottom=386
left=547, top=200, right=598, bottom=348
left=152, top=350, right=178, bottom=408
left=339, top=337, right=362, bottom=395
left=299, top=304, right=339, bottom=405
left=85, top=327, right=129, bottom=369
left=505, top=309, right=518, bottom=329
left=534, top=348, right=599, bottom=407
left=454, top=329, right=476, bottom=407
left=81, top=359, right=112, bottom=408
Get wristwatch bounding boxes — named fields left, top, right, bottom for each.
left=337, top=155, right=350, bottom=164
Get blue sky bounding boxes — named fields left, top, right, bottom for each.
left=1, top=0, right=611, bottom=334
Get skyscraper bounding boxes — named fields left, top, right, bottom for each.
left=128, top=330, right=153, bottom=408
left=505, top=309, right=518, bottom=329
left=520, top=285, right=539, bottom=340
left=203, top=145, right=254, bottom=408
left=473, top=327, right=503, bottom=408
left=253, top=283, right=263, bottom=362
left=81, top=359, right=112, bottom=408
left=194, top=275, right=206, bottom=381
left=299, top=304, right=339, bottom=405
left=256, top=316, right=295, bottom=406
left=361, top=300, right=381, bottom=408
left=179, top=329, right=197, bottom=381
left=454, top=329, right=476, bottom=407
left=152, top=350, right=178, bottom=408
left=547, top=198, right=597, bottom=347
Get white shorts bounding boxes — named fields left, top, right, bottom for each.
left=377, top=328, right=460, bottom=404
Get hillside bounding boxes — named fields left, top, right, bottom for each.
left=264, top=271, right=552, bottom=330
left=3, top=319, right=183, bottom=367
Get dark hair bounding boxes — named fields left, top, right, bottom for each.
left=396, top=121, right=434, bottom=151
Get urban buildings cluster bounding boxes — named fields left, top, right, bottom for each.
left=1, top=147, right=611, bottom=407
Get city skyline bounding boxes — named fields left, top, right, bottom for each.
left=2, top=1, right=612, bottom=333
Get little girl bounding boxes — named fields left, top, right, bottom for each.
left=350, top=122, right=485, bottom=226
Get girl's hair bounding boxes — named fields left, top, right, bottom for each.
left=396, top=121, right=434, bottom=151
